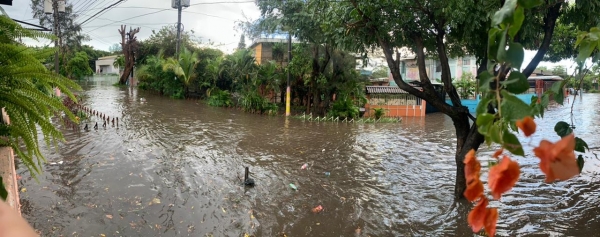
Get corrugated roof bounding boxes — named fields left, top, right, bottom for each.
left=366, top=86, right=408, bottom=94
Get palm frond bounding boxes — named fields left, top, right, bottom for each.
left=0, top=13, right=81, bottom=177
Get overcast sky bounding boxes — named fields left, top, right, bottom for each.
left=2, top=0, right=575, bottom=73
left=2, top=0, right=261, bottom=53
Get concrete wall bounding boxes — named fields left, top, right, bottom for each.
left=95, top=56, right=120, bottom=74
left=0, top=108, right=20, bottom=213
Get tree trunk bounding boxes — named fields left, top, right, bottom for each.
left=118, top=26, right=140, bottom=85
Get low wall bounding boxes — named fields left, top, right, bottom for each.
left=365, top=102, right=427, bottom=117
left=0, top=108, right=20, bottom=213
left=0, top=146, right=19, bottom=213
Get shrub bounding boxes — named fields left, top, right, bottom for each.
left=207, top=90, right=233, bottom=107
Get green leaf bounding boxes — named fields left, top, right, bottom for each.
left=500, top=90, right=532, bottom=122
left=554, top=121, right=573, bottom=137
left=577, top=155, right=585, bottom=172
left=575, top=137, right=589, bottom=152
left=490, top=123, right=504, bottom=144
left=541, top=93, right=550, bottom=108
left=576, top=40, right=596, bottom=63
left=549, top=81, right=565, bottom=105
left=518, top=0, right=544, bottom=9
left=0, top=176, right=7, bottom=201
left=504, top=71, right=529, bottom=94
left=503, top=132, right=524, bottom=156
left=506, top=42, right=525, bottom=70
left=508, top=7, right=525, bottom=38
left=476, top=94, right=493, bottom=115
left=497, top=28, right=509, bottom=62
left=492, top=0, right=518, bottom=26
left=487, top=28, right=501, bottom=60
left=478, top=71, right=495, bottom=91
left=476, top=113, right=495, bottom=127
left=477, top=113, right=495, bottom=135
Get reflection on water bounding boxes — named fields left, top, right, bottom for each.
left=18, top=77, right=600, bottom=236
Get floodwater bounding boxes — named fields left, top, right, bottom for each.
left=17, top=76, right=600, bottom=236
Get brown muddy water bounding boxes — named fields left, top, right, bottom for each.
left=17, top=76, right=600, bottom=236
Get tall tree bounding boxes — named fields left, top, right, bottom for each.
left=247, top=0, right=338, bottom=115
left=118, top=25, right=140, bottom=85
left=552, top=65, right=568, bottom=78
left=30, top=0, right=89, bottom=52
left=108, top=43, right=122, bottom=54
left=252, top=0, right=598, bottom=199
left=237, top=34, right=246, bottom=50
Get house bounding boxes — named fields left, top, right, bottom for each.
left=364, top=86, right=427, bottom=117
left=95, top=55, right=120, bottom=74
left=392, top=55, right=478, bottom=86
left=249, top=38, right=300, bottom=65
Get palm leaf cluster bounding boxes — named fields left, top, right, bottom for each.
left=0, top=9, right=81, bottom=175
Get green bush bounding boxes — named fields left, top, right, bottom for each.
left=328, top=97, right=359, bottom=119
left=239, top=91, right=278, bottom=115
left=373, top=107, right=385, bottom=119
left=207, top=90, right=233, bottom=107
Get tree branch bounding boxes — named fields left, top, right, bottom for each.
left=435, top=26, right=462, bottom=108
left=521, top=2, right=562, bottom=77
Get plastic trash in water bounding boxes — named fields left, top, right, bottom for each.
left=301, top=163, right=308, bottom=170
left=289, top=183, right=297, bottom=190
left=312, top=205, right=323, bottom=213
left=324, top=172, right=330, bottom=177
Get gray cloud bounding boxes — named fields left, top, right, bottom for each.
left=2, top=0, right=260, bottom=53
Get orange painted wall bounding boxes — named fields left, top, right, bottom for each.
left=364, top=98, right=427, bottom=117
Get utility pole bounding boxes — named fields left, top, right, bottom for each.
left=175, top=0, right=182, bottom=57
left=285, top=32, right=292, bottom=116
left=53, top=0, right=59, bottom=74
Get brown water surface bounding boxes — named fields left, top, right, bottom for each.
left=18, top=76, right=600, bottom=236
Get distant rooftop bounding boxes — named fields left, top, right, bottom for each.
left=366, top=86, right=409, bottom=94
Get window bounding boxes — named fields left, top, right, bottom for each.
left=462, top=58, right=471, bottom=66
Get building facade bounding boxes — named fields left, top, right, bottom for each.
left=390, top=55, right=478, bottom=86
left=95, top=55, right=120, bottom=74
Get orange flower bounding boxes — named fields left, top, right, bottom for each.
left=488, top=156, right=520, bottom=200
left=516, top=116, right=536, bottom=137
left=468, top=198, right=499, bottom=236
left=533, top=134, right=579, bottom=183
left=465, top=179, right=484, bottom=202
left=492, top=148, right=504, bottom=159
left=484, top=208, right=498, bottom=236
left=464, top=149, right=481, bottom=181
left=468, top=198, right=488, bottom=232
left=464, top=149, right=484, bottom=201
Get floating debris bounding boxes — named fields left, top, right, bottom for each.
left=324, top=172, right=330, bottom=177
left=312, top=205, right=323, bottom=213
left=289, top=183, right=297, bottom=191
left=301, top=163, right=308, bottom=170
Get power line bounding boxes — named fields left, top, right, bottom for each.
left=78, top=0, right=112, bottom=17
left=80, top=0, right=126, bottom=26
left=72, top=0, right=255, bottom=14
left=82, top=22, right=175, bottom=28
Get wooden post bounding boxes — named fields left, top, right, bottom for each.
left=244, top=167, right=249, bottom=182
left=0, top=108, right=20, bottom=214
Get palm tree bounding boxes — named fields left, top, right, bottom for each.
left=112, top=55, right=125, bottom=74
left=162, top=47, right=199, bottom=96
